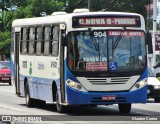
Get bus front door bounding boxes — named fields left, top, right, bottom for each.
left=14, top=31, right=20, bottom=96
left=59, top=24, right=66, bottom=104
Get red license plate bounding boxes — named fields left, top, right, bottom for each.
left=102, top=96, right=116, bottom=100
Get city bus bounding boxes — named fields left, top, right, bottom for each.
left=11, top=9, right=152, bottom=113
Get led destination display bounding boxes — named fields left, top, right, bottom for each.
left=72, top=16, right=141, bottom=27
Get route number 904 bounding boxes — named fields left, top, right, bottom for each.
left=94, top=31, right=107, bottom=38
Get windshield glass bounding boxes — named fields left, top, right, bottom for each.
left=67, top=30, right=146, bottom=72
left=0, top=62, right=10, bottom=69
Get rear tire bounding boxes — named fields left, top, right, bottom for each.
left=25, top=83, right=36, bottom=107
left=118, top=103, right=131, bottom=113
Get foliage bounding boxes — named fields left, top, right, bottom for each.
left=65, top=0, right=88, bottom=13
left=0, top=31, right=10, bottom=59
left=28, top=0, right=64, bottom=16
left=11, top=0, right=28, bottom=7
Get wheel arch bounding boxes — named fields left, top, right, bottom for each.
left=24, top=77, right=28, bottom=95
left=52, top=81, right=58, bottom=102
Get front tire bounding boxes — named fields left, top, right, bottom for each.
left=25, top=83, right=36, bottom=107
left=118, top=103, right=131, bottom=113
left=56, top=91, right=65, bottom=113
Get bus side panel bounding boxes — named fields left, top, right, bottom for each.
left=37, top=79, right=53, bottom=102
left=19, top=75, right=25, bottom=97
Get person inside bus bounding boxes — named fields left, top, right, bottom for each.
left=68, top=33, right=81, bottom=70
left=68, top=44, right=74, bottom=70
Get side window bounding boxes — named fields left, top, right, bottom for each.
left=44, top=26, right=51, bottom=55
left=28, top=27, right=35, bottom=54
left=52, top=26, right=59, bottom=56
left=36, top=27, right=43, bottom=55
left=21, top=28, right=27, bottom=54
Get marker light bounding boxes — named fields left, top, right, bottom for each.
left=66, top=79, right=87, bottom=92
left=70, top=82, right=76, bottom=87
left=131, top=78, right=147, bottom=91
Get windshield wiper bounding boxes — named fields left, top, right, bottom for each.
left=113, top=27, right=126, bottom=49
left=92, top=37, right=99, bottom=51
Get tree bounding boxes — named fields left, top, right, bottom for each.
left=10, top=0, right=28, bottom=7
left=28, top=0, right=64, bottom=16
left=64, top=0, right=148, bottom=20
left=65, top=0, right=87, bottom=13
left=0, top=31, right=10, bottom=60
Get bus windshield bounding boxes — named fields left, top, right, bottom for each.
left=67, top=30, right=146, bottom=72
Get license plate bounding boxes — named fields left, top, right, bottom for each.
left=2, top=78, right=9, bottom=80
left=102, top=96, right=116, bottom=100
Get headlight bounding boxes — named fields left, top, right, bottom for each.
left=154, top=85, right=160, bottom=89
left=130, top=78, right=147, bottom=91
left=66, top=79, right=87, bottom=92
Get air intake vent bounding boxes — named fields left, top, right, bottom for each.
left=87, top=77, right=130, bottom=85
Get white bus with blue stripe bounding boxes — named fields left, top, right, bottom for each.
left=11, top=9, right=152, bottom=113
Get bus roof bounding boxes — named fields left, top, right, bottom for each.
left=12, top=11, right=144, bottom=27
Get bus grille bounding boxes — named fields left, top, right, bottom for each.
left=87, top=77, right=130, bottom=85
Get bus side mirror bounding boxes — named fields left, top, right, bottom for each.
left=146, top=32, right=153, bottom=54
left=60, top=24, right=67, bottom=46
left=61, top=32, right=67, bottom=46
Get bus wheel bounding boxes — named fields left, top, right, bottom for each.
left=118, top=103, right=131, bottom=113
left=25, top=83, right=35, bottom=107
left=56, top=91, right=65, bottom=113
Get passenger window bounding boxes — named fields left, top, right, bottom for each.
left=21, top=28, right=27, bottom=54
left=36, top=27, right=43, bottom=55
left=51, top=26, right=59, bottom=56
left=28, top=27, right=35, bottom=54
left=44, top=26, right=51, bottom=55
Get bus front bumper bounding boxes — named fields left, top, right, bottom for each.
left=66, top=85, right=147, bottom=105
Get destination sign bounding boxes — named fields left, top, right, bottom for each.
left=108, top=31, right=144, bottom=36
left=72, top=16, right=141, bottom=27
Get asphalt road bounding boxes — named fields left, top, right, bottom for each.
left=0, top=83, right=160, bottom=124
